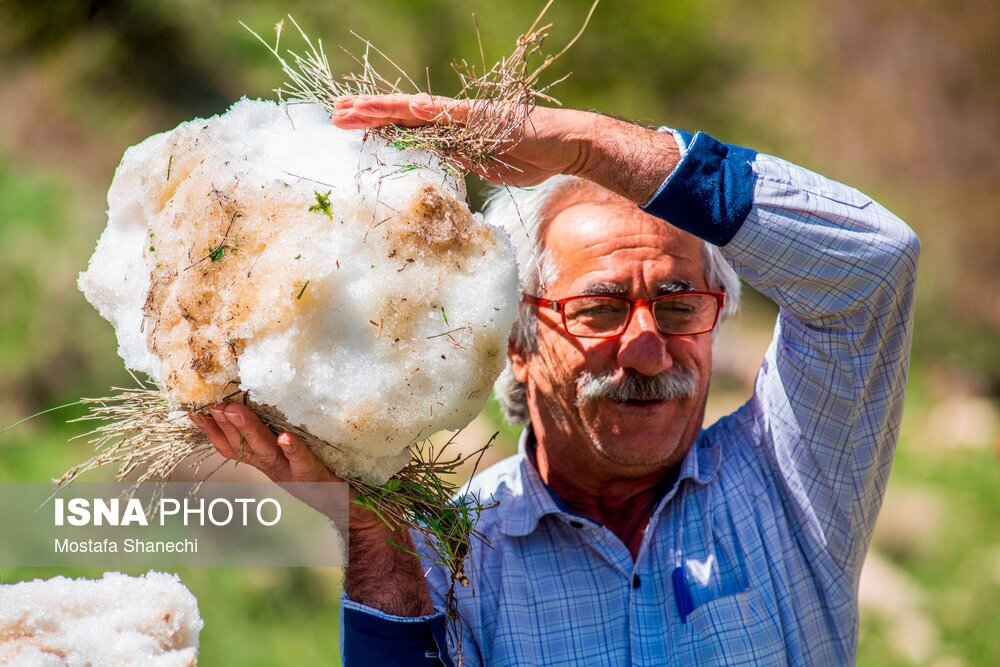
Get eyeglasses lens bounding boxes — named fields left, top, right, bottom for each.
left=563, top=295, right=718, bottom=337
left=563, top=297, right=630, bottom=336
left=653, top=294, right=717, bottom=334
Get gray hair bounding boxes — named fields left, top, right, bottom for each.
left=485, top=175, right=741, bottom=426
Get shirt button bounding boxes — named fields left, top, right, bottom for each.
left=569, top=520, right=584, bottom=529
left=632, top=575, right=641, bottom=589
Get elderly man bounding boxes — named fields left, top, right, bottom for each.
left=192, top=96, right=919, bottom=666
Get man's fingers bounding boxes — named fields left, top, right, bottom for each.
left=223, top=404, right=285, bottom=467
left=190, top=412, right=236, bottom=459
left=198, top=403, right=342, bottom=486
left=333, top=112, right=427, bottom=130
left=331, top=94, right=469, bottom=130
left=225, top=403, right=281, bottom=461
left=275, top=433, right=352, bottom=520
left=414, top=95, right=470, bottom=125
left=331, top=94, right=419, bottom=128
left=209, top=405, right=245, bottom=457
left=350, top=94, right=416, bottom=118
left=276, top=432, right=338, bottom=481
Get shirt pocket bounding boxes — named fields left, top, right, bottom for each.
left=683, top=587, right=786, bottom=666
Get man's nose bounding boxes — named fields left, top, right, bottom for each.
left=616, top=305, right=674, bottom=376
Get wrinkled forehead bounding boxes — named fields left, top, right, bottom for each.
left=540, top=192, right=706, bottom=294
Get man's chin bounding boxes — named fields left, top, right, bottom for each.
left=588, top=429, right=683, bottom=469
left=578, top=396, right=702, bottom=468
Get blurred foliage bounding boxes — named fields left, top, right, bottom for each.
left=0, top=0, right=997, bottom=665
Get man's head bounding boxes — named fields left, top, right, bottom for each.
left=486, top=176, right=740, bottom=475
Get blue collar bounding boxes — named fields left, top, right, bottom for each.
left=500, top=427, right=722, bottom=537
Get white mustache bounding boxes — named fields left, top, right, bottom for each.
left=576, top=368, right=698, bottom=405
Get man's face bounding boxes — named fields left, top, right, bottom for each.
left=512, top=194, right=714, bottom=475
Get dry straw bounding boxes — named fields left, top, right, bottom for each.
left=242, top=0, right=600, bottom=178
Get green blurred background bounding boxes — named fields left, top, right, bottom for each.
left=0, top=1, right=997, bottom=665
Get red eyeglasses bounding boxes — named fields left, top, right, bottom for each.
left=522, top=291, right=725, bottom=339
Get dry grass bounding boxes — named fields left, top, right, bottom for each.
left=243, top=0, right=600, bottom=178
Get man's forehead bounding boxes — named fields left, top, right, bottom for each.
left=543, top=197, right=705, bottom=289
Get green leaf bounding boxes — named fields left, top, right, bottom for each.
left=308, top=190, right=333, bottom=219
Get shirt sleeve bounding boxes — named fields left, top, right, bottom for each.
left=340, top=593, right=454, bottom=667
left=641, top=131, right=920, bottom=575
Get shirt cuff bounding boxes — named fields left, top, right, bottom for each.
left=656, top=126, right=693, bottom=158
left=640, top=130, right=758, bottom=246
left=341, top=594, right=453, bottom=667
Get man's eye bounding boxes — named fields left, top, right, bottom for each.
left=577, top=305, right=620, bottom=316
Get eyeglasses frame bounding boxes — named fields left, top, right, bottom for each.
left=522, top=290, right=726, bottom=339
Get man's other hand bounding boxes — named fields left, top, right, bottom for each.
left=190, top=403, right=435, bottom=616
left=191, top=402, right=353, bottom=523
left=191, top=402, right=337, bottom=484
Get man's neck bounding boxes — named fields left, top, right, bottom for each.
left=527, top=430, right=680, bottom=561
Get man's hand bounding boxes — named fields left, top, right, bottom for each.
left=191, top=402, right=351, bottom=523
left=332, top=93, right=592, bottom=187
left=191, top=403, right=337, bottom=484
left=191, top=403, right=435, bottom=617
left=331, top=93, right=681, bottom=203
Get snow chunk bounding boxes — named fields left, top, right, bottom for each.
left=0, top=571, right=202, bottom=666
left=79, top=99, right=519, bottom=483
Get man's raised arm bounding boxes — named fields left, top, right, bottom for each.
left=634, top=128, right=919, bottom=576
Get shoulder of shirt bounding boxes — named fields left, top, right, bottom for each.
left=452, top=452, right=526, bottom=530
left=699, top=399, right=774, bottom=494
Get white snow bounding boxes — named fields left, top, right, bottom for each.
left=79, top=98, right=519, bottom=483
left=0, top=571, right=202, bottom=666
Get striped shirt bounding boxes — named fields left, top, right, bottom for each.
left=342, top=129, right=920, bottom=666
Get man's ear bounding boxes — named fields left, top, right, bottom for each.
left=508, top=340, right=530, bottom=383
